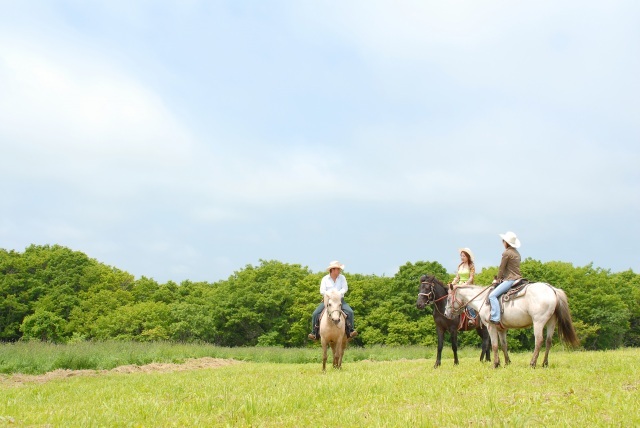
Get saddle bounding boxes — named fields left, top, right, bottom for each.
left=486, top=278, right=531, bottom=314
left=503, top=278, right=530, bottom=301
left=457, top=308, right=478, bottom=330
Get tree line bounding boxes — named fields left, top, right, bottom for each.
left=1, top=244, right=638, bottom=350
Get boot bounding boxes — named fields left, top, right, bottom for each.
left=308, top=326, right=319, bottom=340
left=346, top=324, right=358, bottom=339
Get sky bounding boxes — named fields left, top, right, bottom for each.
left=1, top=1, right=639, bottom=283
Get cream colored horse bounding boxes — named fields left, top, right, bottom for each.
left=445, top=283, right=579, bottom=368
left=319, top=290, right=348, bottom=371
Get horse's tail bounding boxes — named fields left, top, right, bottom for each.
left=554, top=288, right=580, bottom=347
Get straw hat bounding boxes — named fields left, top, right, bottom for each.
left=326, top=260, right=345, bottom=271
left=458, top=247, right=475, bottom=263
left=499, top=231, right=521, bottom=248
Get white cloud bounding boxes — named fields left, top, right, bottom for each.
left=0, top=36, right=195, bottom=188
left=0, top=2, right=638, bottom=281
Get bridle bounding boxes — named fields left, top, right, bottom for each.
left=327, top=309, right=344, bottom=319
left=418, top=280, right=449, bottom=315
left=325, top=298, right=345, bottom=323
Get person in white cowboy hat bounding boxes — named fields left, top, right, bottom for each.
left=488, top=231, right=522, bottom=325
left=451, top=247, right=476, bottom=287
left=308, top=261, right=358, bottom=340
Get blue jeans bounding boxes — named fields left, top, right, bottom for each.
left=489, top=280, right=515, bottom=322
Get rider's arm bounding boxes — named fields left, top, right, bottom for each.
left=319, top=276, right=329, bottom=295
left=451, top=271, right=460, bottom=285
left=497, top=250, right=509, bottom=282
left=338, top=275, right=348, bottom=296
left=467, top=265, right=475, bottom=285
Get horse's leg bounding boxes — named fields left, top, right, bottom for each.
left=476, top=327, right=488, bottom=362
left=498, top=329, right=510, bottom=365
left=434, top=326, right=444, bottom=368
left=475, top=327, right=483, bottom=362
left=541, top=319, right=556, bottom=367
left=335, top=340, right=344, bottom=369
left=483, top=328, right=490, bottom=362
left=529, top=321, right=545, bottom=368
left=483, top=328, right=491, bottom=362
left=334, top=341, right=342, bottom=369
left=330, top=342, right=338, bottom=369
left=488, top=325, right=501, bottom=368
left=321, top=340, right=328, bottom=372
left=450, top=326, right=459, bottom=365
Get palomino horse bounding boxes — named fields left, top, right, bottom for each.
left=417, top=275, right=491, bottom=368
left=444, top=281, right=580, bottom=368
left=319, top=290, right=348, bottom=371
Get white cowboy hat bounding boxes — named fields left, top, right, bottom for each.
left=458, top=247, right=475, bottom=263
left=499, top=231, right=521, bottom=248
left=326, top=260, right=345, bottom=271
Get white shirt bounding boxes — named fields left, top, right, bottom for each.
left=320, top=273, right=348, bottom=296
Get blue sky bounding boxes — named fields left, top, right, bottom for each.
left=1, top=1, right=638, bottom=283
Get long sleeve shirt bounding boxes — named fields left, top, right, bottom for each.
left=497, top=246, right=522, bottom=282
left=320, top=274, right=348, bottom=296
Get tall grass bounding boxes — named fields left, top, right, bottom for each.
left=0, top=347, right=638, bottom=427
left=0, top=341, right=458, bottom=375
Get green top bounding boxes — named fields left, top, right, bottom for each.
left=457, top=266, right=471, bottom=284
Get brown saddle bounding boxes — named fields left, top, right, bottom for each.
left=502, top=278, right=530, bottom=302
left=457, top=308, right=479, bottom=331
left=485, top=279, right=531, bottom=315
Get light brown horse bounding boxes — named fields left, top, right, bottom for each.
left=319, top=290, right=348, bottom=371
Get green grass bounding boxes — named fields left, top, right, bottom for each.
left=0, top=344, right=638, bottom=427
left=0, top=341, right=449, bottom=375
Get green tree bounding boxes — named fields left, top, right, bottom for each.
left=20, top=309, right=67, bottom=342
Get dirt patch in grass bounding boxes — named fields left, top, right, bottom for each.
left=0, top=357, right=240, bottom=386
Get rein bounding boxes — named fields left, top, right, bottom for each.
left=449, top=285, right=491, bottom=314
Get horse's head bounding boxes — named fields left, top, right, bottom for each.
left=417, top=274, right=437, bottom=310
left=444, top=284, right=464, bottom=319
left=324, top=291, right=343, bottom=325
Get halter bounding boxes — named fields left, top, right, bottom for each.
left=419, top=280, right=450, bottom=316
left=327, top=309, right=344, bottom=319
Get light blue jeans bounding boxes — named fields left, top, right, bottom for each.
left=489, top=280, right=515, bottom=322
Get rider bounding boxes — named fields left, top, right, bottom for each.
left=308, top=261, right=358, bottom=340
left=489, top=231, right=522, bottom=325
left=451, top=247, right=476, bottom=287
left=451, top=247, right=478, bottom=320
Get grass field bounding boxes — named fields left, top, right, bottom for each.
left=0, top=343, right=638, bottom=427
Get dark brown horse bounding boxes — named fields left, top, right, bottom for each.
left=416, top=274, right=491, bottom=368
